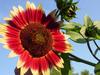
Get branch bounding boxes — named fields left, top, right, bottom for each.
left=68, top=53, right=96, bottom=67
left=86, top=39, right=100, bottom=62
left=93, top=40, right=100, bottom=49
left=93, top=40, right=100, bottom=55
left=79, top=32, right=100, bottom=62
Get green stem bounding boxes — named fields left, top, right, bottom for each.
left=61, top=54, right=72, bottom=75
left=68, top=53, right=96, bottom=66
left=95, top=63, right=100, bottom=75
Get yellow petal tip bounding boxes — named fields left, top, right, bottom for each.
left=42, top=68, right=50, bottom=75
left=37, top=4, right=43, bottom=10
left=7, top=51, right=17, bottom=58
left=20, top=66, right=28, bottom=75
left=31, top=69, right=39, bottom=75
left=3, top=17, right=12, bottom=21
left=17, top=59, right=24, bottom=68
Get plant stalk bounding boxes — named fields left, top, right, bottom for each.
left=86, top=39, right=100, bottom=62
left=79, top=32, right=100, bottom=62
left=68, top=53, right=96, bottom=67
left=93, top=40, right=100, bottom=55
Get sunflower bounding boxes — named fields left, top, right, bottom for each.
left=0, top=1, right=71, bottom=75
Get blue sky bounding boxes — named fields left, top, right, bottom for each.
left=0, top=0, right=100, bottom=75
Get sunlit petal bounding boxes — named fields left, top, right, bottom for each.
left=0, top=1, right=71, bottom=75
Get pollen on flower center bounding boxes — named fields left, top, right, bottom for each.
left=33, top=33, right=45, bottom=45
left=20, top=23, right=53, bottom=57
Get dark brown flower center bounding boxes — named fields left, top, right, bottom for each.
left=33, top=33, right=45, bottom=45
left=20, top=23, right=53, bottom=57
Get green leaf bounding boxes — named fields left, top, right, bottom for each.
left=73, top=1, right=79, bottom=5
left=62, top=22, right=81, bottom=33
left=94, top=21, right=100, bottom=29
left=95, top=63, right=100, bottom=75
left=61, top=54, right=72, bottom=75
left=84, top=16, right=93, bottom=27
left=51, top=68, right=62, bottom=75
left=66, top=31, right=86, bottom=43
left=80, top=26, right=87, bottom=38
left=95, top=34, right=100, bottom=40
left=62, top=22, right=81, bottom=30
left=93, top=21, right=100, bottom=40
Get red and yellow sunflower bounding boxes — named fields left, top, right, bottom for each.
left=0, top=1, right=71, bottom=75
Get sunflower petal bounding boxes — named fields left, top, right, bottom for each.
left=26, top=1, right=36, bottom=9
left=17, top=58, right=25, bottom=68
left=18, top=5, right=24, bottom=12
left=0, top=38, right=6, bottom=44
left=31, top=58, right=39, bottom=75
left=49, top=51, right=64, bottom=68
left=37, top=4, right=42, bottom=10
left=47, top=9, right=57, bottom=21
left=10, top=9, right=17, bottom=17
left=3, top=17, right=12, bottom=21
left=17, top=51, right=31, bottom=68
left=42, top=68, right=50, bottom=75
left=7, top=51, right=17, bottom=58
left=31, top=69, right=39, bottom=75
left=3, top=45, right=10, bottom=50
left=0, top=28, right=7, bottom=34
left=44, top=9, right=57, bottom=26
left=0, top=24, right=7, bottom=29
left=12, top=6, right=19, bottom=16
left=53, top=66, right=60, bottom=72
left=52, top=32, right=66, bottom=41
left=26, top=1, right=31, bottom=9
left=53, top=39, right=72, bottom=53
left=18, top=5, right=28, bottom=26
left=31, top=3, right=36, bottom=9
left=0, top=30, right=6, bottom=35
left=20, top=66, right=28, bottom=75
left=40, top=57, right=50, bottom=75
